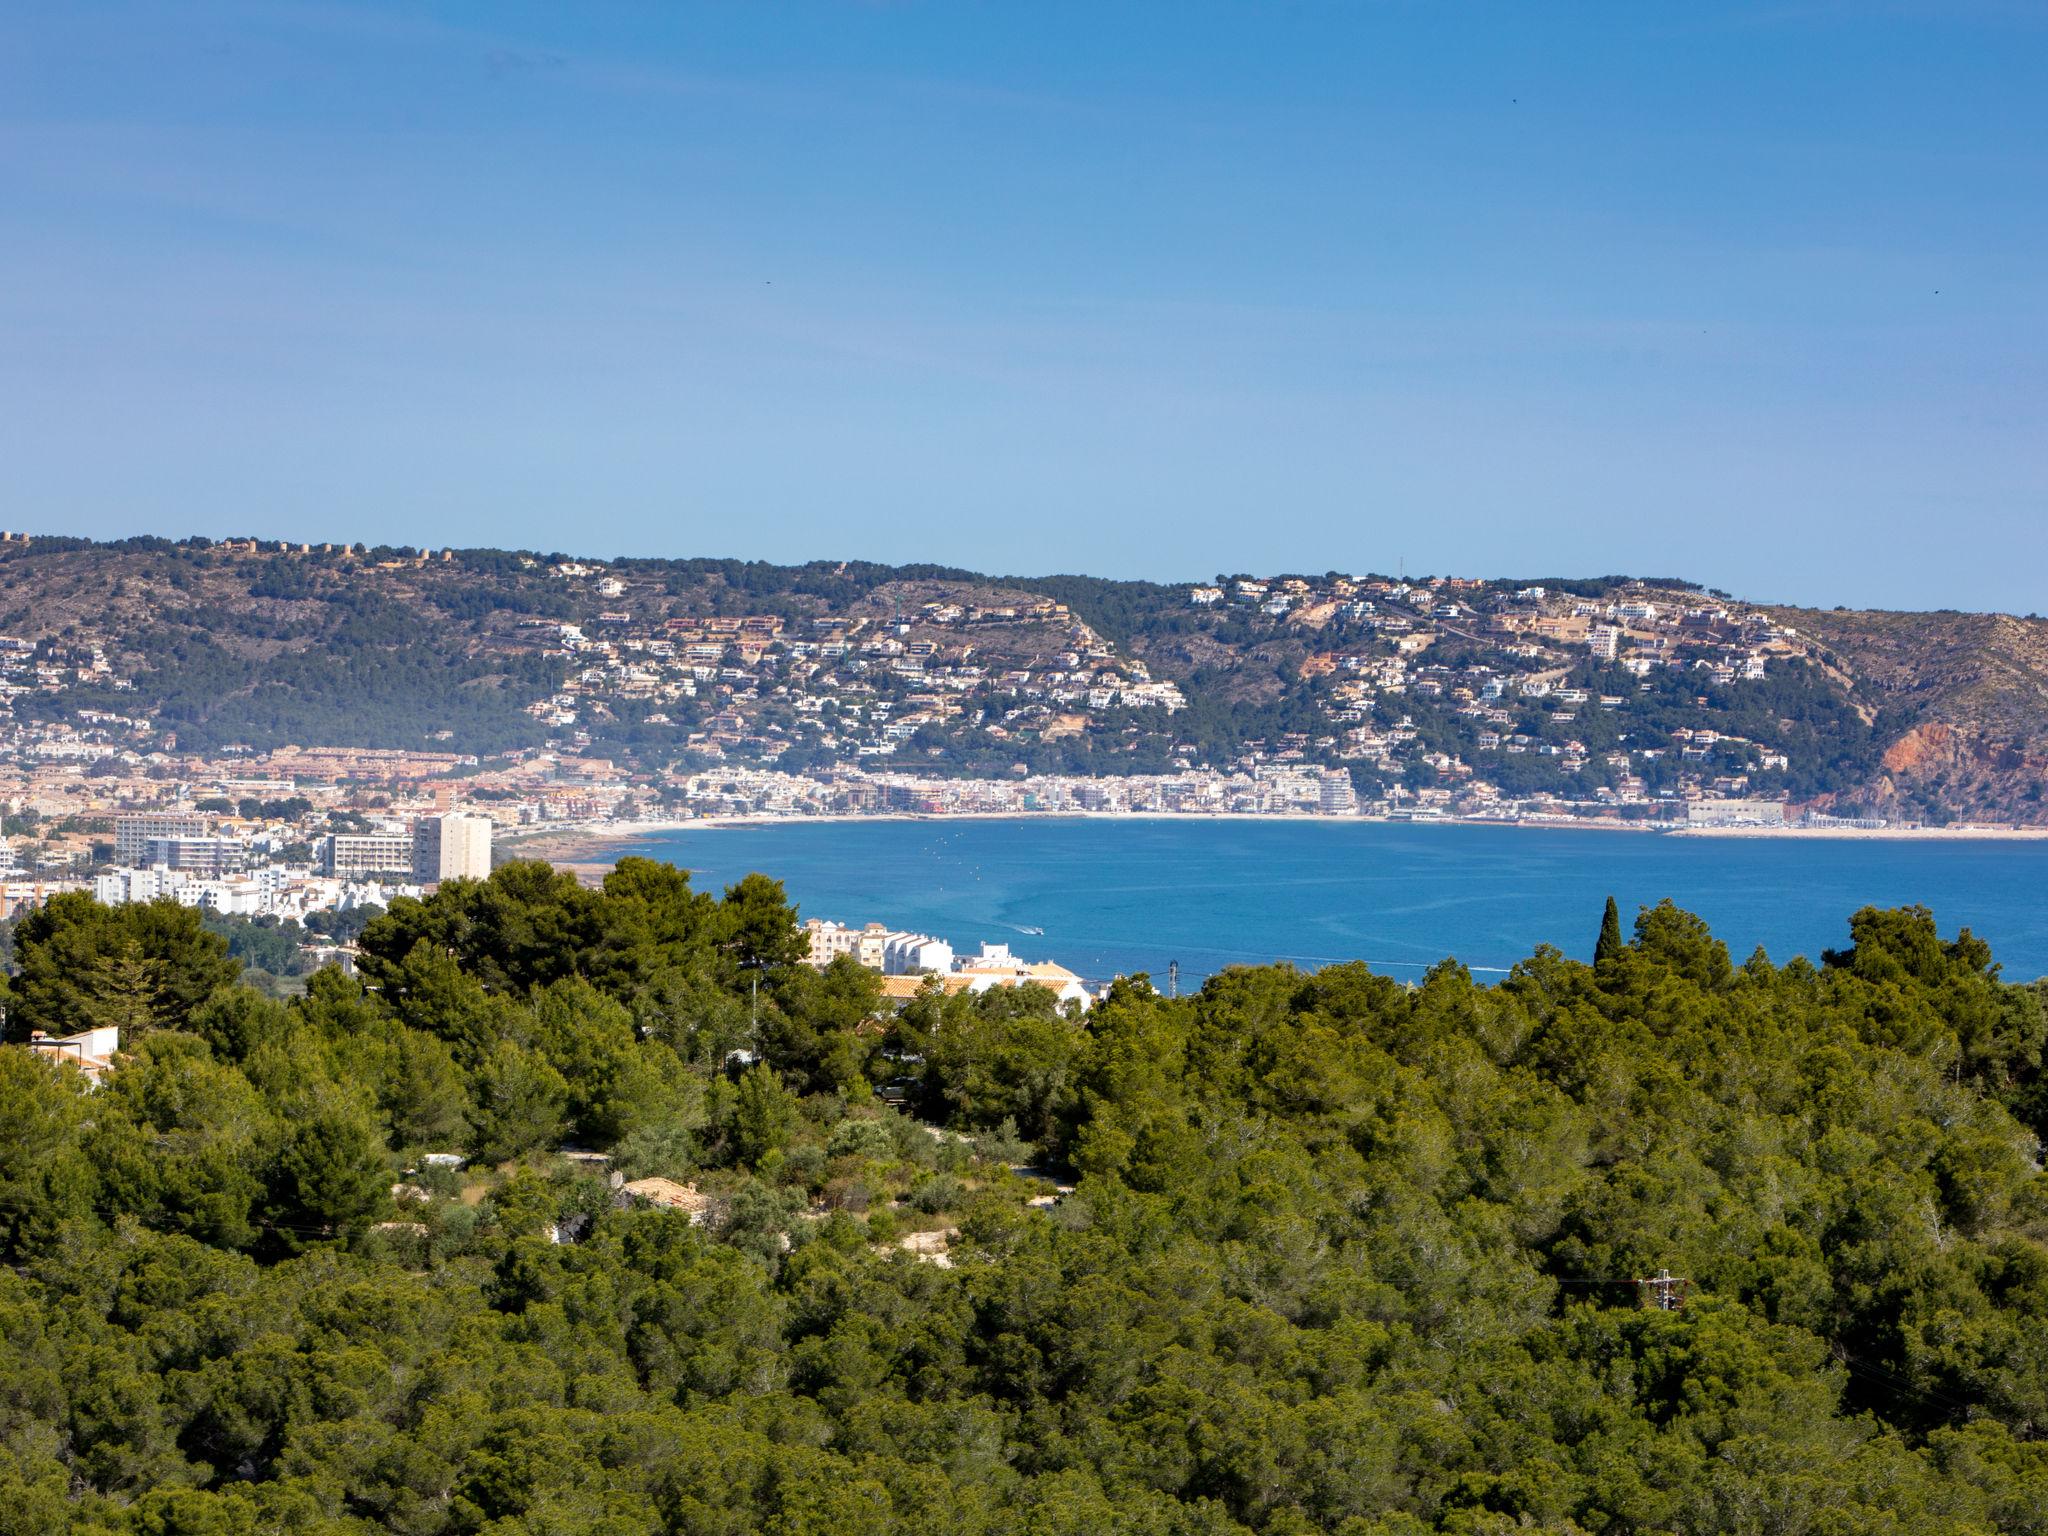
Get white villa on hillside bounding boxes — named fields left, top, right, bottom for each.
left=26, top=1024, right=121, bottom=1087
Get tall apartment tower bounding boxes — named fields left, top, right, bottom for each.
left=411, top=813, right=493, bottom=884
left=1318, top=769, right=1359, bottom=816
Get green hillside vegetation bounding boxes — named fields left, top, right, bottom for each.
left=0, top=541, right=970, bottom=758
left=0, top=863, right=2045, bottom=1533
left=10, top=537, right=2048, bottom=819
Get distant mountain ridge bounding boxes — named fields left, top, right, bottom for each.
left=2, top=534, right=2043, bottom=824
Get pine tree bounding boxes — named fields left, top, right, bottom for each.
left=268, top=1102, right=388, bottom=1237
left=1595, top=896, right=1624, bottom=966
left=84, top=941, right=162, bottom=1037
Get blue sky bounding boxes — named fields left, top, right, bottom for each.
left=4, top=2, right=2044, bottom=609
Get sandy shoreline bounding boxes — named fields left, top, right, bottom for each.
left=1662, top=823, right=2048, bottom=841
left=501, top=809, right=2048, bottom=867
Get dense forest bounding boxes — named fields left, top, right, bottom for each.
left=1, top=865, right=2045, bottom=1533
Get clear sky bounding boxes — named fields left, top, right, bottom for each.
left=5, top=3, right=2044, bottom=610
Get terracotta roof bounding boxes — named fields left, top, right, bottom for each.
left=1022, top=962, right=1082, bottom=982
left=878, top=974, right=974, bottom=1000
left=956, top=960, right=1083, bottom=984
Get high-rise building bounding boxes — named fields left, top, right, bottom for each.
left=115, top=813, right=208, bottom=866
left=411, top=813, right=493, bottom=884
left=323, top=833, right=415, bottom=881
left=1318, top=770, right=1358, bottom=816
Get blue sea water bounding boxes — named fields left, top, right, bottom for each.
left=618, top=819, right=2048, bottom=988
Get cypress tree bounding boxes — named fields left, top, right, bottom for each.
left=1595, top=896, right=1624, bottom=965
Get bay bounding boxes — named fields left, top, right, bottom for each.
left=616, top=819, right=2048, bottom=988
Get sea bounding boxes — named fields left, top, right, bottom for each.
left=616, top=819, right=2048, bottom=988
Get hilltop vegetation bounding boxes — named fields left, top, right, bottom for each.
left=4, top=536, right=2048, bottom=819
left=1775, top=605, right=2048, bottom=824
left=1, top=863, right=2046, bottom=1533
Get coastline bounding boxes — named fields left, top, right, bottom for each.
left=1660, top=823, right=2048, bottom=841
left=502, top=809, right=2048, bottom=869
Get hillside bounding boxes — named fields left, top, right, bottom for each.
left=2, top=534, right=2045, bottom=822
left=1772, top=606, right=2048, bottom=824
left=3, top=867, right=2046, bottom=1532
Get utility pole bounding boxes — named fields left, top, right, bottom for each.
left=1167, top=960, right=1179, bottom=999
left=1637, top=1269, right=1689, bottom=1311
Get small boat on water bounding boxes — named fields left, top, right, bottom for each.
left=1018, top=925, right=1045, bottom=936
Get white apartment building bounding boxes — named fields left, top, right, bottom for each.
left=881, top=932, right=954, bottom=976
left=803, top=918, right=892, bottom=968
left=324, top=832, right=414, bottom=881
left=95, top=866, right=185, bottom=905
left=115, top=812, right=208, bottom=865
left=94, top=865, right=271, bottom=915
left=143, top=835, right=245, bottom=878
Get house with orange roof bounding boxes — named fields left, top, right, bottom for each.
left=953, top=943, right=1093, bottom=1010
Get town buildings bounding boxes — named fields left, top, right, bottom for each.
left=801, top=918, right=1094, bottom=1008
left=0, top=558, right=1914, bottom=984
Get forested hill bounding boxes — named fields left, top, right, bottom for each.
left=1, top=865, right=2046, bottom=1532
left=7, top=534, right=2048, bottom=821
